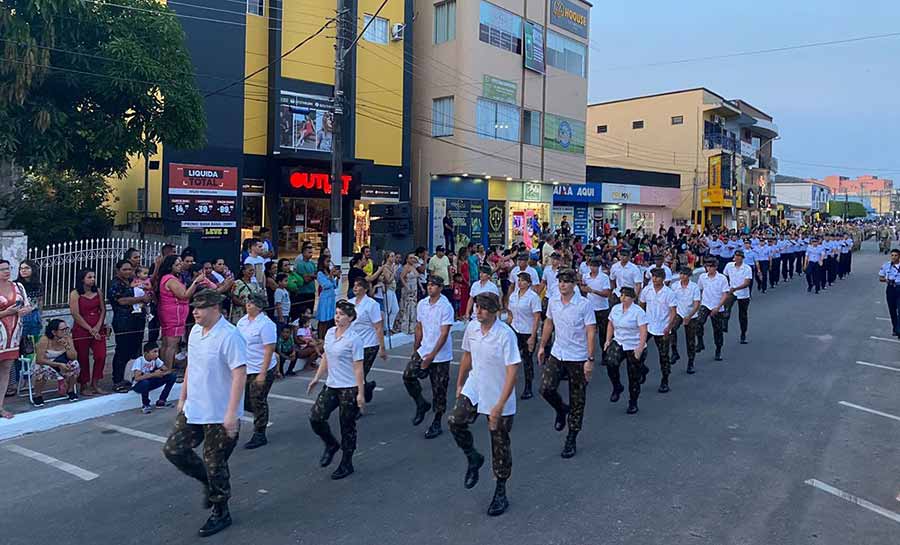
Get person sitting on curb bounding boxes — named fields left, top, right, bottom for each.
left=132, top=341, right=177, bottom=414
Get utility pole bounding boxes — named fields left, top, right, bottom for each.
left=329, top=0, right=349, bottom=271
left=730, top=148, right=737, bottom=230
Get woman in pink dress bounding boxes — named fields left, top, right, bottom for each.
left=69, top=268, right=107, bottom=394
left=0, top=259, right=31, bottom=418
left=152, top=255, right=205, bottom=371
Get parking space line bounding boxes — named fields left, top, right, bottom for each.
left=839, top=401, right=900, bottom=423
left=239, top=416, right=273, bottom=427
left=870, top=336, right=900, bottom=344
left=805, top=479, right=900, bottom=524
left=4, top=444, right=99, bottom=481
left=856, top=361, right=900, bottom=373
left=268, top=393, right=314, bottom=404
left=97, top=423, right=166, bottom=443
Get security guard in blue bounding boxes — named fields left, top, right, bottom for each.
left=878, top=249, right=900, bottom=338
left=824, top=234, right=839, bottom=287
left=741, top=240, right=757, bottom=296
left=804, top=237, right=825, bottom=294
left=754, top=240, right=770, bottom=293
left=708, top=235, right=724, bottom=273
left=838, top=233, right=852, bottom=279
left=796, top=235, right=809, bottom=279
left=767, top=239, right=781, bottom=290
left=719, top=235, right=737, bottom=273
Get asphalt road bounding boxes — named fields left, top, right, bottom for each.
left=2, top=241, right=899, bottom=545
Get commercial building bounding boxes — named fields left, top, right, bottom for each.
left=109, top=0, right=413, bottom=262
left=815, top=175, right=893, bottom=215
left=586, top=88, right=780, bottom=230
left=411, top=0, right=591, bottom=251
left=771, top=175, right=832, bottom=224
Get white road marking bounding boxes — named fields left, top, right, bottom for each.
left=369, top=367, right=404, bottom=375
left=805, top=479, right=900, bottom=524
left=856, top=361, right=900, bottom=373
left=239, top=416, right=273, bottom=427
left=268, top=393, right=314, bottom=404
left=870, top=336, right=900, bottom=344
left=839, top=401, right=900, bottom=423
left=97, top=423, right=166, bottom=443
left=288, top=376, right=384, bottom=391
left=876, top=317, right=891, bottom=321
left=4, top=444, right=99, bottom=481
left=388, top=354, right=462, bottom=361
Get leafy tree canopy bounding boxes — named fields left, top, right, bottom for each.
left=0, top=0, right=207, bottom=177
left=827, top=200, right=867, bottom=218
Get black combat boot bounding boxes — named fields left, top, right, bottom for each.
left=411, top=400, right=432, bottom=426
left=243, top=432, right=267, bottom=450
left=658, top=374, right=670, bottom=393
left=561, top=431, right=577, bottom=458
left=671, top=351, right=680, bottom=364
left=609, top=385, right=624, bottom=403
left=364, top=380, right=376, bottom=403
left=740, top=334, right=747, bottom=345
left=520, top=382, right=533, bottom=400
left=487, top=479, right=509, bottom=516
left=714, top=348, right=723, bottom=361
left=330, top=450, right=354, bottom=480
left=198, top=502, right=232, bottom=537
left=626, top=399, right=639, bottom=414
left=686, top=359, right=695, bottom=374
left=639, top=363, right=650, bottom=385
left=319, top=442, right=340, bottom=467
left=464, top=450, right=485, bottom=489
left=697, top=338, right=705, bottom=353
left=424, top=416, right=443, bottom=439
left=554, top=403, right=570, bottom=431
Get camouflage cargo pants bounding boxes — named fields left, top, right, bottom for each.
left=448, top=394, right=514, bottom=480
left=309, top=386, right=360, bottom=452
left=539, top=356, right=587, bottom=433
left=163, top=412, right=238, bottom=505
left=402, top=352, right=450, bottom=416
left=245, top=368, right=275, bottom=434
left=362, top=346, right=379, bottom=380
left=514, top=333, right=535, bottom=386
left=669, top=315, right=697, bottom=361
left=649, top=333, right=671, bottom=376
left=695, top=306, right=725, bottom=349
left=604, top=340, right=648, bottom=401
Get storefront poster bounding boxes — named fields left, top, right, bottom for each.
left=482, top=75, right=518, bottom=105
left=168, top=163, right=239, bottom=227
left=523, top=182, right=542, bottom=202
left=573, top=206, right=588, bottom=239
left=487, top=200, right=506, bottom=248
left=432, top=197, right=447, bottom=251
left=277, top=91, right=334, bottom=153
left=544, top=114, right=585, bottom=154
left=523, top=21, right=545, bottom=74
left=551, top=206, right=573, bottom=235
left=445, top=198, right=483, bottom=249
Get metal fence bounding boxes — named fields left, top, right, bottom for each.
left=27, top=238, right=180, bottom=309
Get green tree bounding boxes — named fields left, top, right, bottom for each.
left=1, top=169, right=116, bottom=248
left=827, top=200, right=867, bottom=218
left=0, top=0, right=206, bottom=177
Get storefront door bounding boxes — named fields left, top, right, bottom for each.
left=278, top=197, right=329, bottom=259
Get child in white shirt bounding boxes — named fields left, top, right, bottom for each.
left=131, top=342, right=177, bottom=413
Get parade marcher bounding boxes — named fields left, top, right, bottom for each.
left=670, top=267, right=701, bottom=374
left=605, top=286, right=649, bottom=413
left=708, top=234, right=724, bottom=273
left=236, top=292, right=277, bottom=450
left=879, top=249, right=900, bottom=338
left=768, top=238, right=781, bottom=290
left=466, top=266, right=501, bottom=319
left=509, top=253, right=540, bottom=294
left=720, top=234, right=737, bottom=273
left=580, top=256, right=612, bottom=352
left=609, top=249, right=643, bottom=306
left=507, top=272, right=542, bottom=399
left=804, top=237, right=825, bottom=294
left=755, top=239, right=770, bottom=294
left=450, top=292, right=519, bottom=517
left=163, top=290, right=247, bottom=538
left=824, top=234, right=839, bottom=287
left=307, top=300, right=366, bottom=480
left=723, top=250, right=754, bottom=344
left=740, top=239, right=757, bottom=296
left=644, top=254, right=674, bottom=286
left=695, top=258, right=731, bottom=362
left=349, top=278, right=386, bottom=404
left=403, top=275, right=454, bottom=438
left=537, top=270, right=596, bottom=458
left=638, top=269, right=676, bottom=393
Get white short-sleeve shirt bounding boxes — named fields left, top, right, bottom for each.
left=416, top=294, right=455, bottom=361
left=510, top=265, right=540, bottom=287
left=507, top=288, right=542, bottom=335
left=237, top=313, right=278, bottom=374
left=324, top=327, right=365, bottom=389
left=698, top=272, right=730, bottom=312
left=644, top=264, right=674, bottom=284
left=350, top=295, right=382, bottom=348
left=609, top=261, right=643, bottom=296
left=469, top=280, right=500, bottom=318
left=581, top=271, right=611, bottom=311
left=460, top=320, right=521, bottom=416
left=543, top=267, right=560, bottom=299
left=184, top=316, right=248, bottom=424
left=547, top=294, right=596, bottom=361
left=609, top=303, right=649, bottom=351
left=638, top=285, right=677, bottom=336
left=671, top=280, right=701, bottom=319
left=132, top=356, right=165, bottom=375
left=723, top=262, right=754, bottom=300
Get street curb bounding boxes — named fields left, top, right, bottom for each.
left=0, top=321, right=467, bottom=441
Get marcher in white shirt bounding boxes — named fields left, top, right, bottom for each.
left=450, top=292, right=519, bottom=517
left=537, top=269, right=596, bottom=459
left=349, top=278, right=386, bottom=404
left=307, top=300, right=366, bottom=481
left=669, top=267, right=702, bottom=374
left=466, top=266, right=501, bottom=319
left=403, top=275, right=455, bottom=439
left=506, top=272, right=542, bottom=400
left=723, top=250, right=754, bottom=344
left=604, top=286, right=649, bottom=414
left=509, top=254, right=540, bottom=295
left=638, top=269, right=677, bottom=394
left=541, top=253, right=563, bottom=301
left=163, top=290, right=247, bottom=538
left=695, top=258, right=731, bottom=362
left=579, top=257, right=611, bottom=347
left=644, top=254, right=674, bottom=285
left=609, top=249, right=643, bottom=304
left=236, top=292, right=277, bottom=450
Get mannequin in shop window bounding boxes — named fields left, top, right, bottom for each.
left=354, top=204, right=369, bottom=252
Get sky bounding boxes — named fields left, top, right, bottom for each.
left=587, top=0, right=900, bottom=181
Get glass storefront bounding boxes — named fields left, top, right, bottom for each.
left=508, top=201, right=550, bottom=249
left=594, top=205, right=623, bottom=234
left=277, top=197, right=330, bottom=259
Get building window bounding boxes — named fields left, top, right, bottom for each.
left=596, top=125, right=608, bottom=133
left=434, top=1, right=456, bottom=44
left=246, top=0, right=264, bottom=16
left=546, top=30, right=586, bottom=77
left=432, top=96, right=454, bottom=137
left=136, top=188, right=146, bottom=213
left=523, top=110, right=541, bottom=145
left=363, top=14, right=389, bottom=44
left=476, top=97, right=520, bottom=142
left=632, top=120, right=644, bottom=129
left=478, top=1, right=522, bottom=54
left=671, top=115, right=683, bottom=125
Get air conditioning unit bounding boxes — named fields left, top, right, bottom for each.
left=391, top=23, right=405, bottom=41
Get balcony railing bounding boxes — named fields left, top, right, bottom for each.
left=704, top=133, right=738, bottom=153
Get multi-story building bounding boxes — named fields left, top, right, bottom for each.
left=109, top=0, right=413, bottom=262
left=411, top=0, right=591, bottom=250
left=771, top=175, right=832, bottom=222
left=586, top=88, right=779, bottom=229
left=816, top=175, right=893, bottom=215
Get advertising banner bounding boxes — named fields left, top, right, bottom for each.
left=549, top=0, right=589, bottom=38
left=445, top=198, right=483, bottom=249
left=544, top=114, right=585, bottom=154
left=601, top=183, right=641, bottom=204
left=552, top=182, right=601, bottom=203
left=482, top=75, right=518, bottom=105
left=573, top=205, right=588, bottom=239
left=168, top=163, right=238, bottom=227
left=432, top=197, right=447, bottom=251
left=277, top=91, right=334, bottom=153
left=523, top=21, right=545, bottom=74
left=487, top=200, right=506, bottom=247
